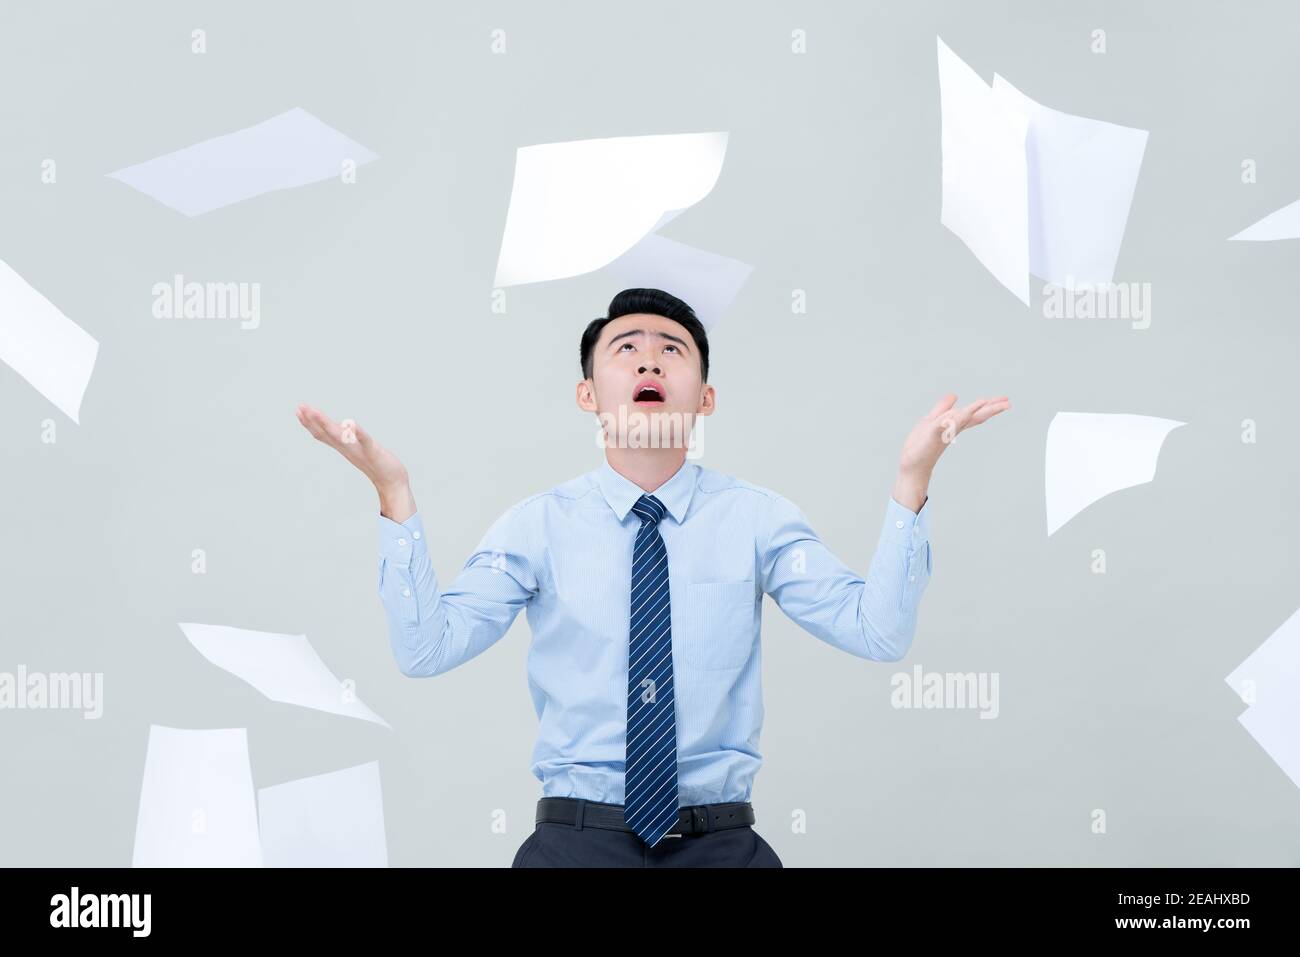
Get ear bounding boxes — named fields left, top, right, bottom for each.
left=576, top=379, right=598, bottom=413
left=696, top=383, right=717, bottom=416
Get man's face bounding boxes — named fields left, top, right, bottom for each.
left=577, top=312, right=715, bottom=448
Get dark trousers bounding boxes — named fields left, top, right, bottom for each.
left=512, top=800, right=783, bottom=868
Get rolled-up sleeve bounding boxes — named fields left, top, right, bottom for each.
left=757, top=492, right=932, bottom=662
left=377, top=503, right=539, bottom=677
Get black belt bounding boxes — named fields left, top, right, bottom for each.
left=536, top=797, right=755, bottom=837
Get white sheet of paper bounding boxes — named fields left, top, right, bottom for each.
left=937, top=37, right=1030, bottom=305
left=0, top=259, right=98, bottom=423
left=1225, top=605, right=1300, bottom=706
left=132, top=725, right=262, bottom=867
left=991, top=75, right=1148, bottom=287
left=258, top=762, right=388, bottom=867
left=493, top=132, right=728, bottom=287
left=1045, top=412, right=1186, bottom=536
left=107, top=107, right=379, bottom=216
left=600, top=233, right=752, bottom=331
left=1238, top=698, right=1300, bottom=791
left=1228, top=197, right=1300, bottom=241
left=178, top=622, right=391, bottom=729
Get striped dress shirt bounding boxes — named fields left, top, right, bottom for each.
left=376, top=457, right=932, bottom=807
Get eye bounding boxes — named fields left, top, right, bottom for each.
left=618, top=342, right=635, bottom=351
left=664, top=344, right=679, bottom=353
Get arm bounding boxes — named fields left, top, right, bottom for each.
left=295, top=402, right=538, bottom=677
left=377, top=504, right=538, bottom=677
left=758, top=492, right=932, bottom=662
left=757, top=390, right=1012, bottom=661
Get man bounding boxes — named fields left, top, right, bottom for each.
left=296, top=287, right=1010, bottom=867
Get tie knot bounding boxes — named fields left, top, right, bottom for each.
left=632, top=494, right=666, bottom=527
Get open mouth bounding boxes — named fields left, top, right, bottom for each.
left=632, top=380, right=666, bottom=404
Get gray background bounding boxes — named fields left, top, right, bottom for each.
left=2, top=0, right=1298, bottom=867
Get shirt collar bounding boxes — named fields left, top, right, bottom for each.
left=594, top=458, right=699, bottom=525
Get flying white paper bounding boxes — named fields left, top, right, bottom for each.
left=178, top=622, right=391, bottom=729
left=132, top=725, right=262, bottom=867
left=600, top=233, right=753, bottom=331
left=937, top=37, right=1030, bottom=305
left=0, top=258, right=98, bottom=423
left=1225, top=605, right=1300, bottom=706
left=937, top=38, right=1149, bottom=301
left=258, top=762, right=388, bottom=867
left=1228, top=197, right=1300, bottom=241
left=107, top=107, right=379, bottom=216
left=1238, top=698, right=1300, bottom=790
left=1045, top=412, right=1186, bottom=535
left=991, top=75, right=1148, bottom=287
left=1226, top=607, right=1300, bottom=791
left=493, top=132, right=729, bottom=288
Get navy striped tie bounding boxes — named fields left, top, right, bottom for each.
left=624, top=493, right=680, bottom=847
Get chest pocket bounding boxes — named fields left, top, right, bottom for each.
left=683, top=580, right=755, bottom=670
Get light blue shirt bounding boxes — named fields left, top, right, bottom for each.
left=376, top=458, right=932, bottom=807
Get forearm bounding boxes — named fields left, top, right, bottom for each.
left=375, top=507, right=535, bottom=678
left=856, top=496, right=933, bottom=660
left=380, top=586, right=448, bottom=678
left=377, top=513, right=452, bottom=677
left=759, top=490, right=933, bottom=662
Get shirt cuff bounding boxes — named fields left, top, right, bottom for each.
left=378, top=510, right=427, bottom=568
left=881, top=495, right=931, bottom=549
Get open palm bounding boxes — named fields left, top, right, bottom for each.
left=296, top=403, right=409, bottom=492
left=899, top=393, right=1011, bottom=477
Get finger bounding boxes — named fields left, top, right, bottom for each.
left=955, top=395, right=1010, bottom=428
left=352, top=421, right=377, bottom=452
left=934, top=415, right=960, bottom=442
left=925, top=394, right=958, bottom=420
left=295, top=404, right=322, bottom=435
left=960, top=397, right=994, bottom=418
left=323, top=415, right=373, bottom=460
left=296, top=403, right=326, bottom=438
left=969, top=399, right=1011, bottom=425
left=960, top=400, right=1011, bottom=429
left=943, top=400, right=988, bottom=438
left=298, top=406, right=332, bottom=441
left=337, top=417, right=373, bottom=449
left=300, top=406, right=348, bottom=449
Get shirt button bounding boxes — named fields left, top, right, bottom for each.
left=402, top=587, right=412, bottom=597
left=397, top=538, right=407, bottom=546
left=413, top=531, right=421, bottom=540
left=908, top=575, right=916, bottom=582
left=895, top=520, right=905, bottom=529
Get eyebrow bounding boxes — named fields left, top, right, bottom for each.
left=605, top=328, right=691, bottom=352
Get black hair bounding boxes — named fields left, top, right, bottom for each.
left=579, top=288, right=709, bottom=382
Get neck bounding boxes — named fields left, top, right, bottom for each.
left=605, top=447, right=687, bottom=493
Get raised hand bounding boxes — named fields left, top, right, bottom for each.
left=892, top=394, right=1012, bottom=511
left=296, top=403, right=416, bottom=521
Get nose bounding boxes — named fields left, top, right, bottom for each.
left=637, top=363, right=662, bottom=375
